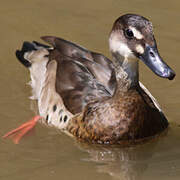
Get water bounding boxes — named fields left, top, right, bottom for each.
left=0, top=0, right=180, bottom=179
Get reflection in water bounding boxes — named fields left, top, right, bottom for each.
left=23, top=101, right=171, bottom=180
left=76, top=139, right=160, bottom=180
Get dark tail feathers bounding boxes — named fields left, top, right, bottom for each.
left=16, top=41, right=50, bottom=68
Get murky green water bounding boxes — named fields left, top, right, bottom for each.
left=0, top=0, right=180, bottom=179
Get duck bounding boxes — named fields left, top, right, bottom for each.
left=3, top=14, right=175, bottom=144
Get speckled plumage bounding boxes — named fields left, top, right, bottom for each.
left=14, top=14, right=175, bottom=144
left=67, top=78, right=168, bottom=144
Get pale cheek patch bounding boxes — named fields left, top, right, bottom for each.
left=130, top=26, right=143, bottom=40
left=136, top=45, right=144, bottom=54
left=109, top=34, right=135, bottom=58
left=115, top=42, right=132, bottom=57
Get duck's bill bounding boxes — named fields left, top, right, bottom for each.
left=139, top=44, right=175, bottom=80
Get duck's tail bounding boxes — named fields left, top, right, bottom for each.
left=15, top=41, right=74, bottom=123
left=15, top=41, right=51, bottom=68
left=16, top=41, right=51, bottom=100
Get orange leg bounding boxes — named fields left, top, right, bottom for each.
left=2, top=115, right=43, bottom=144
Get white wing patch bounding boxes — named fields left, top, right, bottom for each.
left=38, top=60, right=73, bottom=129
left=26, top=48, right=73, bottom=130
left=26, top=49, right=49, bottom=100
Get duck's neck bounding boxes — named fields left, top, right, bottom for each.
left=112, top=52, right=139, bottom=90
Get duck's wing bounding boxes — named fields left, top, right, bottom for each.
left=41, top=36, right=115, bottom=87
left=40, top=36, right=116, bottom=114
left=52, top=55, right=116, bottom=115
left=41, top=36, right=113, bottom=69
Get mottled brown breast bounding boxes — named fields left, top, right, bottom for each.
left=67, top=88, right=168, bottom=144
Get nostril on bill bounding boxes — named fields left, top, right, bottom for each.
left=149, top=51, right=155, bottom=58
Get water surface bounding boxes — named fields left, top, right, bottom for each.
left=0, top=0, right=180, bottom=180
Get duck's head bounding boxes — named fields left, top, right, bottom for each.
left=109, top=14, right=175, bottom=80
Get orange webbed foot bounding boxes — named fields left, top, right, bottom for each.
left=2, top=115, right=43, bottom=144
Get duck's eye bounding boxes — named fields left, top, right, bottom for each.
left=125, top=29, right=134, bottom=39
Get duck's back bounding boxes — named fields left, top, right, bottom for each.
left=41, top=36, right=116, bottom=114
